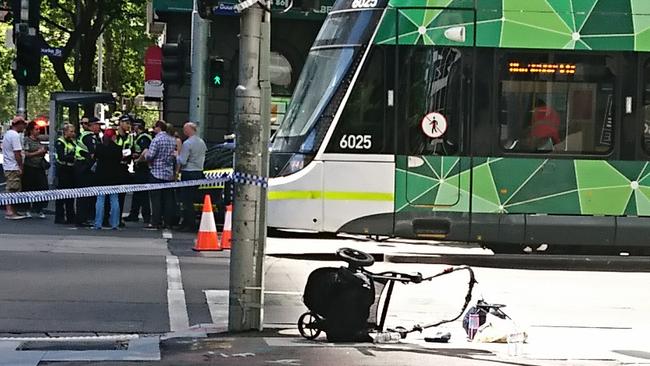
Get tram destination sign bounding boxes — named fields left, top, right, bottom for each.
left=508, top=62, right=576, bottom=75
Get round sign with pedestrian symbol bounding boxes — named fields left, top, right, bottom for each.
left=421, top=112, right=448, bottom=138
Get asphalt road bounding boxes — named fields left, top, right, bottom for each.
left=1, top=212, right=650, bottom=365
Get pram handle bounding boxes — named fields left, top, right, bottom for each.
left=367, top=271, right=423, bottom=284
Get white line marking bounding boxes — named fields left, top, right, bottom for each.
left=162, top=230, right=173, bottom=239
left=264, top=291, right=302, bottom=296
left=204, top=290, right=229, bottom=326
left=166, top=256, right=189, bottom=331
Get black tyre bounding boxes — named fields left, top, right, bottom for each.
left=297, top=312, right=322, bottom=340
left=336, top=248, right=375, bottom=267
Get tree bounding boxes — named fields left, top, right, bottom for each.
left=0, top=22, right=17, bottom=122
left=40, top=0, right=147, bottom=92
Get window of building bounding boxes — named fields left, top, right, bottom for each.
left=500, top=53, right=615, bottom=154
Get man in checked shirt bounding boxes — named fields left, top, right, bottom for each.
left=141, top=120, right=177, bottom=230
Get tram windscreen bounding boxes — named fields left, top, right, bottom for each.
left=275, top=48, right=355, bottom=139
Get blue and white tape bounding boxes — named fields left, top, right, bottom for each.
left=0, top=171, right=269, bottom=206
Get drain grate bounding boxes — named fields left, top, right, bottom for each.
left=18, top=340, right=129, bottom=351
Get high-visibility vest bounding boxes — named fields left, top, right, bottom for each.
left=55, top=137, right=76, bottom=166
left=116, top=132, right=134, bottom=150
left=133, top=133, right=152, bottom=154
left=74, top=131, right=95, bottom=161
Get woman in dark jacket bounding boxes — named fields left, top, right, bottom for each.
left=93, top=128, right=122, bottom=230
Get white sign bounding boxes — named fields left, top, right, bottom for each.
left=420, top=112, right=448, bottom=138
left=144, top=80, right=164, bottom=100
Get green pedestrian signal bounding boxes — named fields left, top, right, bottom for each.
left=209, top=57, right=225, bottom=88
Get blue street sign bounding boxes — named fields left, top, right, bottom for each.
left=41, top=47, right=63, bottom=58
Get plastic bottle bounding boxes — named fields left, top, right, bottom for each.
left=468, top=313, right=480, bottom=340
left=373, top=331, right=402, bottom=344
left=507, top=331, right=525, bottom=356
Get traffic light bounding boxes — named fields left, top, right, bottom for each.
left=209, top=57, right=225, bottom=88
left=11, top=0, right=39, bottom=28
left=161, top=37, right=186, bottom=85
left=12, top=32, right=41, bottom=86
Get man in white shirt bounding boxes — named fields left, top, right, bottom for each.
left=2, top=116, right=28, bottom=219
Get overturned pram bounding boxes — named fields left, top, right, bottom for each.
left=298, top=248, right=477, bottom=342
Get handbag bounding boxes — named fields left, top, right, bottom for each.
left=40, top=159, right=51, bottom=171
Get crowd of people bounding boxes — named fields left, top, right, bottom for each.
left=1, top=114, right=207, bottom=232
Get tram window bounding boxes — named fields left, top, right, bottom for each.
left=642, top=60, right=650, bottom=153
left=499, top=53, right=615, bottom=154
left=397, top=47, right=463, bottom=156
left=327, top=48, right=386, bottom=153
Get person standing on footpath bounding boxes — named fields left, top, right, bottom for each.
left=93, top=128, right=122, bottom=230
left=176, top=122, right=206, bottom=232
left=21, top=121, right=49, bottom=218
left=54, top=123, right=76, bottom=224
left=1, top=116, right=28, bottom=220
left=74, top=117, right=101, bottom=227
left=125, top=119, right=152, bottom=224
left=114, top=115, right=134, bottom=227
left=143, top=120, right=177, bottom=230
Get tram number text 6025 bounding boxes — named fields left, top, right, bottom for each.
left=351, top=0, right=378, bottom=9
left=339, top=134, right=372, bottom=150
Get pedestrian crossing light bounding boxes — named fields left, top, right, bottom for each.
left=209, top=57, right=225, bottom=88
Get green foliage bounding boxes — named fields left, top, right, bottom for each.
left=0, top=23, right=16, bottom=122
left=0, top=0, right=153, bottom=120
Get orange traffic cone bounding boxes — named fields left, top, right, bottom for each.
left=221, top=204, right=233, bottom=250
left=193, top=195, right=222, bottom=251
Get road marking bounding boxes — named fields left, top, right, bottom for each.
left=264, top=291, right=302, bottom=296
left=162, top=229, right=173, bottom=239
left=204, top=290, right=229, bottom=326
left=166, top=256, right=189, bottom=331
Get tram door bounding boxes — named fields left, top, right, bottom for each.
left=394, top=7, right=476, bottom=210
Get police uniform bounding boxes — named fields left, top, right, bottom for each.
left=126, top=131, right=153, bottom=223
left=114, top=130, right=134, bottom=222
left=54, top=136, right=76, bottom=224
left=74, top=129, right=100, bottom=226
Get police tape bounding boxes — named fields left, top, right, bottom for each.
left=0, top=171, right=269, bottom=206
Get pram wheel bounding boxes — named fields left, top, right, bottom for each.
left=336, top=248, right=374, bottom=267
left=298, top=311, right=322, bottom=340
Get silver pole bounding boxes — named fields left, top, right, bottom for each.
left=96, top=33, right=104, bottom=92
left=229, top=3, right=266, bottom=332
left=189, top=0, right=209, bottom=137
left=16, top=85, right=27, bottom=117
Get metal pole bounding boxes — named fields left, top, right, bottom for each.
left=189, top=0, right=209, bottom=137
left=16, top=85, right=27, bottom=117
left=96, top=33, right=103, bottom=92
left=255, top=0, right=271, bottom=331
left=229, top=3, right=266, bottom=332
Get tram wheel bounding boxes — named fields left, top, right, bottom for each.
left=297, top=312, right=322, bottom=340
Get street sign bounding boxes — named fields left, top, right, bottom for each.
left=421, top=112, right=448, bottom=138
left=234, top=0, right=258, bottom=12
left=40, top=47, right=62, bottom=57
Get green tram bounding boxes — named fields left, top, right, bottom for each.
left=267, top=0, right=650, bottom=254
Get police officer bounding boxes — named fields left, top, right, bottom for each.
left=125, top=119, right=152, bottom=224
left=54, top=123, right=77, bottom=224
left=115, top=114, right=134, bottom=226
left=74, top=117, right=101, bottom=227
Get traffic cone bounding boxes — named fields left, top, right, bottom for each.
left=221, top=204, right=233, bottom=250
left=193, top=195, right=222, bottom=251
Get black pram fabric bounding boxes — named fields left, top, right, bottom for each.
left=303, top=267, right=375, bottom=342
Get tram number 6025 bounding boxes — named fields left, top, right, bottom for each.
left=351, top=0, right=378, bottom=8
left=339, top=135, right=372, bottom=150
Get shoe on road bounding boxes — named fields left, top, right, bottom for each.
left=5, top=214, right=28, bottom=220
left=143, top=224, right=159, bottom=230
left=35, top=212, right=46, bottom=219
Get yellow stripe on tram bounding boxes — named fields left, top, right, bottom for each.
left=268, top=191, right=393, bottom=201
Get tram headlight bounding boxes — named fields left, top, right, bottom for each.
left=278, top=153, right=314, bottom=176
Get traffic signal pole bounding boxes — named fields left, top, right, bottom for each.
left=189, top=0, right=209, bottom=137
left=228, top=1, right=270, bottom=332
left=16, top=85, right=26, bottom=117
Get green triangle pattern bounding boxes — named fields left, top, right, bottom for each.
left=375, top=0, right=650, bottom=51
left=396, top=155, right=650, bottom=216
